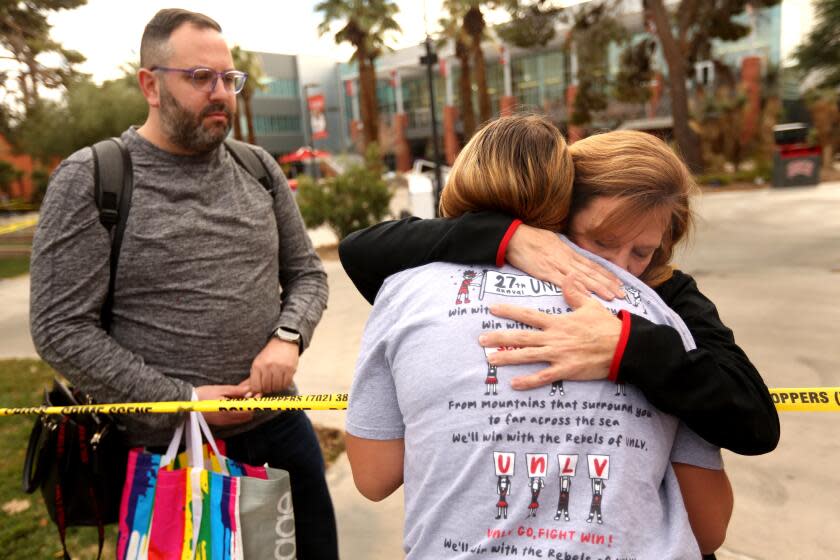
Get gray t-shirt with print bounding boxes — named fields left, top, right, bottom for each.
left=347, top=237, right=721, bottom=560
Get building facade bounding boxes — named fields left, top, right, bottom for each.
left=333, top=0, right=792, bottom=170
left=246, top=0, right=801, bottom=171
left=245, top=52, right=348, bottom=158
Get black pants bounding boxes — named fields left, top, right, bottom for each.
left=224, top=411, right=339, bottom=560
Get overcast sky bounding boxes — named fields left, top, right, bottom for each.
left=46, top=0, right=491, bottom=82
left=46, top=0, right=813, bottom=84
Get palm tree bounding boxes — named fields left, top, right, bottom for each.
left=231, top=46, right=266, bottom=145
left=438, top=5, right=476, bottom=138
left=445, top=0, right=519, bottom=125
left=459, top=1, right=492, bottom=123
left=317, top=0, right=401, bottom=148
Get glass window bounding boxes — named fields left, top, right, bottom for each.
left=253, top=114, right=302, bottom=134
left=513, top=53, right=541, bottom=108
left=402, top=74, right=446, bottom=129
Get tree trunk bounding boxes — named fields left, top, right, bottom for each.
left=472, top=38, right=491, bottom=123
left=243, top=91, right=256, bottom=145
left=366, top=55, right=380, bottom=146
left=809, top=98, right=839, bottom=171
left=758, top=96, right=781, bottom=163
left=17, top=73, right=31, bottom=114
left=25, top=53, right=40, bottom=108
left=457, top=43, right=475, bottom=139
left=357, top=54, right=379, bottom=148
left=647, top=0, right=703, bottom=173
left=233, top=103, right=243, bottom=141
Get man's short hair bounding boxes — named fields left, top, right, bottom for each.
left=140, top=8, right=222, bottom=68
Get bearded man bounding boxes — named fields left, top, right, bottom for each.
left=29, top=9, right=336, bottom=558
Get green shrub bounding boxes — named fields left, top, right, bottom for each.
left=696, top=173, right=732, bottom=186
left=296, top=145, right=392, bottom=240
left=732, top=168, right=759, bottom=183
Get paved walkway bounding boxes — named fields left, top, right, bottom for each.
left=0, top=275, right=37, bottom=359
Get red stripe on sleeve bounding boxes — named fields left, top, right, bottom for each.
left=496, top=219, right=523, bottom=267
left=609, top=310, right=632, bottom=383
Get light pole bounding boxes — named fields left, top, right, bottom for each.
left=420, top=35, right=443, bottom=216
left=302, top=82, right=320, bottom=180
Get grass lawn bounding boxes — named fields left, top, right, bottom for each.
left=0, top=358, right=345, bottom=558
left=0, top=359, right=115, bottom=559
left=0, top=255, right=29, bottom=280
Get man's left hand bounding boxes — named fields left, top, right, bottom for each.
left=249, top=338, right=300, bottom=394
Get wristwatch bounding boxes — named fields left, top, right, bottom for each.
left=272, top=327, right=301, bottom=345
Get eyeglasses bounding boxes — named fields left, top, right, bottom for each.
left=149, top=66, right=249, bottom=94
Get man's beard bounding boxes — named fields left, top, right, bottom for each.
left=159, top=84, right=233, bottom=154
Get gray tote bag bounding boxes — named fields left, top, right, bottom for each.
left=238, top=466, right=297, bottom=560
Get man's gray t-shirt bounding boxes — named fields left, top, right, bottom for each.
left=347, top=239, right=721, bottom=559
left=30, top=128, right=328, bottom=445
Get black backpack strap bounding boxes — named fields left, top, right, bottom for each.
left=224, top=138, right=275, bottom=196
left=91, top=138, right=133, bottom=333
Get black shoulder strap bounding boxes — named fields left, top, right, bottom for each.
left=91, top=138, right=133, bottom=334
left=224, top=138, right=275, bottom=196
left=91, top=138, right=270, bottom=334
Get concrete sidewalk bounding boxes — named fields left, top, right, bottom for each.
left=0, top=274, right=37, bottom=359
left=296, top=258, right=405, bottom=558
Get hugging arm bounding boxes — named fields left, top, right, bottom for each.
left=345, top=436, right=405, bottom=501
left=344, top=276, right=407, bottom=502
left=671, top=424, right=733, bottom=556
left=673, top=462, right=733, bottom=555
left=340, top=215, right=779, bottom=455
left=620, top=270, right=780, bottom=455
left=339, top=214, right=511, bottom=303
left=338, top=213, right=622, bottom=302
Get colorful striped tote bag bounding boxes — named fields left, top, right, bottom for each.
left=116, top=412, right=292, bottom=559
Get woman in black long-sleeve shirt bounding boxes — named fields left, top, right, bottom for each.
left=339, top=200, right=779, bottom=458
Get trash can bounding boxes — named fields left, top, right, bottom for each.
left=771, top=123, right=821, bottom=187
left=406, top=159, right=450, bottom=218
left=407, top=172, right=435, bottom=219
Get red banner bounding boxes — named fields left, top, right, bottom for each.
left=308, top=94, right=328, bottom=140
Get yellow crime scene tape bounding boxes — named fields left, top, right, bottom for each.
left=0, top=393, right=349, bottom=417
left=0, top=216, right=38, bottom=236
left=769, top=387, right=840, bottom=412
left=0, top=388, right=838, bottom=416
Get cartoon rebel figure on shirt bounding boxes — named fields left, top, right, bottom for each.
left=554, top=475, right=573, bottom=521
left=586, top=454, right=609, bottom=524
left=495, top=475, right=511, bottom=520
left=527, top=476, right=545, bottom=518
left=587, top=478, right=606, bottom=524
left=485, top=364, right=499, bottom=396
left=554, top=454, right=578, bottom=522
left=493, top=452, right=516, bottom=520
left=455, top=270, right=479, bottom=304
left=550, top=380, right=565, bottom=397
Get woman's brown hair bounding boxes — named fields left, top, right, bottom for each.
left=568, top=130, right=698, bottom=286
left=440, top=114, right=574, bottom=232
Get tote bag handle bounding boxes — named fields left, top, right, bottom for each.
left=160, top=412, right=227, bottom=475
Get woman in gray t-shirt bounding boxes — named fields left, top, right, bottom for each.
left=346, top=118, right=732, bottom=559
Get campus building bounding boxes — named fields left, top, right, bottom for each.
left=247, top=0, right=805, bottom=171
left=339, top=1, right=794, bottom=169
left=246, top=52, right=348, bottom=157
